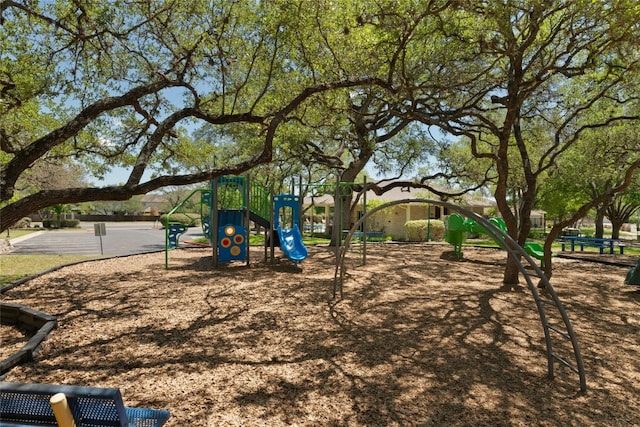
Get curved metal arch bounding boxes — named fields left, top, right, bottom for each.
left=333, top=198, right=586, bottom=392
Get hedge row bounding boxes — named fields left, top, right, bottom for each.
left=42, top=219, right=80, bottom=229
left=158, top=214, right=201, bottom=228
left=404, top=219, right=445, bottom=242
left=11, top=217, right=32, bottom=228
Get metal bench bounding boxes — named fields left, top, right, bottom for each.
left=560, top=236, right=625, bottom=255
left=0, top=382, right=170, bottom=427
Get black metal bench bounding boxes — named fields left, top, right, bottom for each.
left=0, top=382, right=170, bottom=427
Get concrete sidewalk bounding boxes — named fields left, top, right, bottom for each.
left=7, top=230, right=47, bottom=244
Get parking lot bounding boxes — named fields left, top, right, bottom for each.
left=8, top=222, right=205, bottom=256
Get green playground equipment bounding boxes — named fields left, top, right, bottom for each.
left=443, top=212, right=467, bottom=259
left=444, top=213, right=508, bottom=259
left=444, top=212, right=552, bottom=265
left=624, top=259, right=640, bottom=286
left=522, top=241, right=556, bottom=267
left=164, top=176, right=261, bottom=267
left=164, top=188, right=212, bottom=250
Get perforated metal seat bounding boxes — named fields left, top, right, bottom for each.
left=0, top=382, right=169, bottom=427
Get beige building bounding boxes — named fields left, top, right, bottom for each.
left=530, top=210, right=546, bottom=228
left=303, top=184, right=496, bottom=241
left=140, top=193, right=166, bottom=215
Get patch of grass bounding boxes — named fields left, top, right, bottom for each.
left=302, top=236, right=331, bottom=245
left=3, top=229, right=42, bottom=240
left=463, top=237, right=640, bottom=255
left=250, top=234, right=264, bottom=246
left=0, top=254, right=99, bottom=288
left=622, top=246, right=640, bottom=255
left=187, top=237, right=212, bottom=245
left=573, top=227, right=638, bottom=240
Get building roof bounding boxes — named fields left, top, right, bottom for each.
left=140, top=193, right=166, bottom=204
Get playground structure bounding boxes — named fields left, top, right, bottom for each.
left=444, top=212, right=550, bottom=265
left=273, top=194, right=308, bottom=267
left=165, top=176, right=307, bottom=268
left=336, top=199, right=587, bottom=393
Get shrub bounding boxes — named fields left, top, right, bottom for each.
left=158, top=213, right=200, bottom=228
left=528, top=228, right=545, bottom=239
left=42, top=219, right=57, bottom=229
left=404, top=219, right=445, bottom=242
left=12, top=217, right=31, bottom=228
left=42, top=219, right=80, bottom=229
left=61, top=219, right=80, bottom=228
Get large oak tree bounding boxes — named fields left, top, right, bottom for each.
left=0, top=0, right=393, bottom=232
left=4, top=0, right=640, bottom=291
left=399, top=0, right=640, bottom=283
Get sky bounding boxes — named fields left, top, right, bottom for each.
left=89, top=166, right=151, bottom=188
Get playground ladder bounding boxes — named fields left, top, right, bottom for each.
left=528, top=273, right=586, bottom=379
left=500, top=243, right=586, bottom=392
left=474, top=231, right=586, bottom=390
left=334, top=199, right=586, bottom=393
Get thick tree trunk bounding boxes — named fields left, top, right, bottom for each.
left=502, top=258, right=521, bottom=287
left=328, top=161, right=367, bottom=247
left=502, top=201, right=535, bottom=286
left=610, top=220, right=623, bottom=239
left=329, top=191, right=354, bottom=247
left=594, top=206, right=606, bottom=238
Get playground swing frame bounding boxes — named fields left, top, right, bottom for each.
left=334, top=198, right=587, bottom=393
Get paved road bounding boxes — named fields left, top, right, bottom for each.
left=8, top=222, right=206, bottom=256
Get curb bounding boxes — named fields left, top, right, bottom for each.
left=7, top=230, right=47, bottom=244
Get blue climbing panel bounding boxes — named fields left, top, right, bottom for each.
left=218, top=224, right=247, bottom=262
left=167, top=223, right=188, bottom=249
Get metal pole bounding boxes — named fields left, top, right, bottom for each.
left=427, top=203, right=432, bottom=242
left=334, top=176, right=340, bottom=259
left=362, top=176, right=367, bottom=266
left=298, top=176, right=303, bottom=230
left=245, top=175, right=250, bottom=266
left=270, top=184, right=275, bottom=266
left=212, top=178, right=219, bottom=268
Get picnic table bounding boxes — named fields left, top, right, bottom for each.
left=560, top=236, right=625, bottom=255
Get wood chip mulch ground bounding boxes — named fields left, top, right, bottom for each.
left=1, top=244, right=639, bottom=426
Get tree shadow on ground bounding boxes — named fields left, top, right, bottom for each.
left=1, top=246, right=638, bottom=426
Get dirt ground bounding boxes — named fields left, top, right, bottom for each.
left=1, top=244, right=639, bottom=426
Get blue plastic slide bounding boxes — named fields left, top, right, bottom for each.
left=277, top=224, right=308, bottom=262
